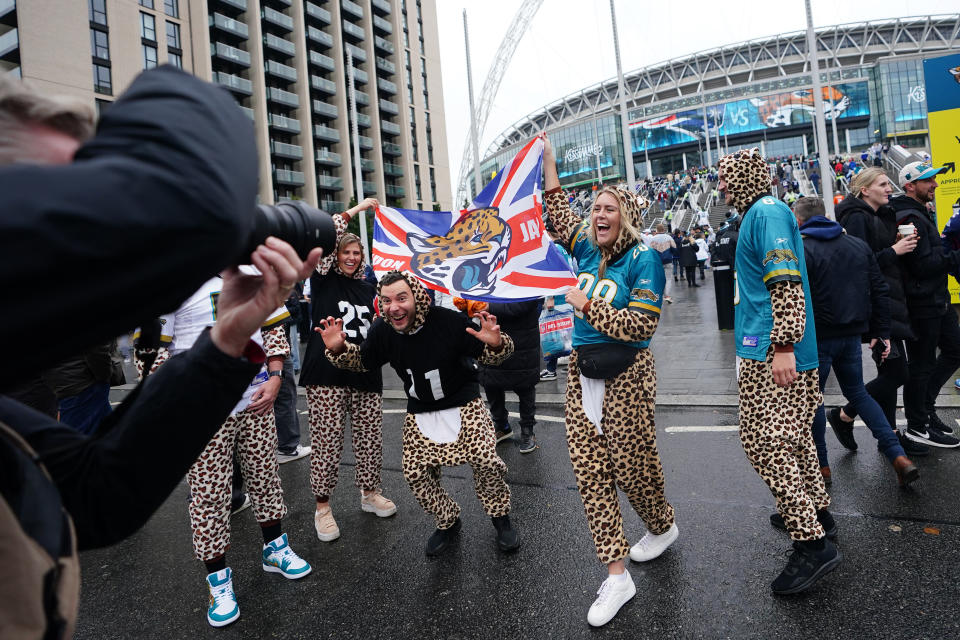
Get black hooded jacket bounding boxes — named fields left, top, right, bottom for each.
left=478, top=300, right=541, bottom=389
left=836, top=195, right=912, bottom=338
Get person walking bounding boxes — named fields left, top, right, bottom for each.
left=677, top=233, right=699, bottom=287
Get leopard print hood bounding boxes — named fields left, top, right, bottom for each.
left=331, top=232, right=366, bottom=280
left=377, top=270, right=431, bottom=334
left=718, top=148, right=773, bottom=214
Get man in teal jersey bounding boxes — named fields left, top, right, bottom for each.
left=718, top=148, right=841, bottom=596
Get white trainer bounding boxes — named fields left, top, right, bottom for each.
left=314, top=506, right=340, bottom=542
left=586, top=572, right=636, bottom=627
left=360, top=491, right=397, bottom=517
left=629, top=523, right=679, bottom=562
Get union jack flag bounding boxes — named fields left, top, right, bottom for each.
left=372, top=137, right=576, bottom=302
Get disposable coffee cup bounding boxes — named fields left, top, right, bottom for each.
left=898, top=224, right=916, bottom=237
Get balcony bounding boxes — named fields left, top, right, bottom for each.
left=314, top=124, right=340, bottom=142
left=266, top=86, right=299, bottom=107
left=0, top=0, right=14, bottom=19
left=385, top=184, right=405, bottom=198
left=274, top=169, right=305, bottom=186
left=373, top=15, right=392, bottom=34
left=344, top=43, right=366, bottom=63
left=371, top=0, right=391, bottom=15
left=271, top=141, right=303, bottom=160
left=380, top=120, right=400, bottom=136
left=264, top=0, right=292, bottom=6
left=354, top=91, right=369, bottom=106
left=262, top=7, right=294, bottom=32
left=316, top=150, right=342, bottom=166
left=0, top=26, right=17, bottom=59
left=376, top=77, right=396, bottom=95
left=363, top=180, right=377, bottom=193
left=317, top=174, right=344, bottom=190
left=321, top=200, right=346, bottom=213
left=375, top=55, right=395, bottom=74
left=383, top=162, right=403, bottom=177
left=304, top=2, right=330, bottom=24
left=265, top=60, right=298, bottom=82
left=211, top=42, right=251, bottom=67
left=209, top=13, right=249, bottom=39
left=378, top=98, right=398, bottom=115
left=342, top=20, right=364, bottom=42
left=374, top=35, right=393, bottom=54
left=312, top=99, right=338, bottom=118
left=311, top=75, right=336, bottom=95
left=382, top=142, right=402, bottom=156
left=263, top=33, right=295, bottom=56
left=307, top=26, right=333, bottom=48
left=309, top=50, right=335, bottom=72
left=348, top=66, right=368, bottom=84
left=356, top=113, right=371, bottom=128
left=213, top=72, right=253, bottom=96
left=358, top=134, right=373, bottom=149
left=238, top=105, right=255, bottom=120
left=211, top=0, right=248, bottom=11
left=341, top=0, right=363, bottom=20
left=268, top=112, right=301, bottom=133
left=360, top=158, right=374, bottom=172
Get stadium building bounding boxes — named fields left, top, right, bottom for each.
left=466, top=14, right=958, bottom=198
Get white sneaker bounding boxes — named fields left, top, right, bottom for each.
left=586, top=572, right=636, bottom=627
left=277, top=444, right=311, bottom=464
left=262, top=533, right=312, bottom=579
left=315, top=506, right=340, bottom=542
left=360, top=491, right=397, bottom=517
left=629, top=523, right=679, bottom=562
left=205, top=568, right=240, bottom=628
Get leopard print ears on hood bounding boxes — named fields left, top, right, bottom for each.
left=332, top=232, right=365, bottom=280
left=376, top=270, right=431, bottom=334
left=718, top=148, right=773, bottom=214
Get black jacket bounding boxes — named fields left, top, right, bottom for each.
left=677, top=239, right=699, bottom=267
left=889, top=194, right=960, bottom=319
left=0, top=66, right=259, bottom=390
left=800, top=216, right=890, bottom=340
left=836, top=195, right=913, bottom=338
left=478, top=301, right=541, bottom=389
left=43, top=343, right=114, bottom=399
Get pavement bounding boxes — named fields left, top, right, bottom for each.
left=78, top=269, right=960, bottom=639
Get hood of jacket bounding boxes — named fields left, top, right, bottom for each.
left=835, top=193, right=877, bottom=225
left=330, top=232, right=366, bottom=280
left=376, top=270, right=431, bottom=334
left=591, top=184, right=643, bottom=261
left=718, top=148, right=772, bottom=214
left=888, top=194, right=933, bottom=225
left=800, top=215, right=844, bottom=240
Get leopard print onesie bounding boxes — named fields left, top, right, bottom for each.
left=545, top=187, right=675, bottom=565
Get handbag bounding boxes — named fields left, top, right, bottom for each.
left=576, top=342, right=639, bottom=380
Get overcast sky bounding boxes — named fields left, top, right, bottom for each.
left=433, top=0, right=958, bottom=198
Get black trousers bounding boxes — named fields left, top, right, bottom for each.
left=273, top=354, right=302, bottom=452
left=484, top=385, right=536, bottom=436
left=842, top=338, right=909, bottom=430
left=903, top=310, right=960, bottom=427
left=684, top=266, right=697, bottom=286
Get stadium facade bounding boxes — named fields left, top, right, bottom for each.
left=466, top=14, right=959, bottom=200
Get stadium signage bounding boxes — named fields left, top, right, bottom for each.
left=564, top=144, right=603, bottom=162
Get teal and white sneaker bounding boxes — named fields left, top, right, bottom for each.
left=262, top=533, right=312, bottom=579
left=205, top=568, right=240, bottom=628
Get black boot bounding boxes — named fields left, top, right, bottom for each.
left=425, top=518, right=461, bottom=556
left=771, top=536, right=841, bottom=595
left=491, top=515, right=520, bottom=552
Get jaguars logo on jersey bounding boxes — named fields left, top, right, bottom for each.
left=762, top=248, right=797, bottom=265
left=631, top=288, right=660, bottom=303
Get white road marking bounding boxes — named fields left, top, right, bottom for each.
left=666, top=425, right=738, bottom=433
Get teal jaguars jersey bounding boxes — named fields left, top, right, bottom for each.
left=734, top=195, right=818, bottom=371
left=568, top=222, right=665, bottom=349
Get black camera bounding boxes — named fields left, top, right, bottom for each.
left=245, top=201, right=337, bottom=262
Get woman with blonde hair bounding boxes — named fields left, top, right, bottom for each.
left=542, top=134, right=676, bottom=627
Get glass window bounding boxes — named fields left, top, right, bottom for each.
left=93, top=64, right=112, bottom=95
left=164, top=0, right=179, bottom=18
left=166, top=21, right=180, bottom=49
left=168, top=52, right=183, bottom=68
left=141, top=13, right=156, bottom=41
left=140, top=0, right=154, bottom=8
left=89, top=0, right=107, bottom=25
left=143, top=44, right=158, bottom=69
left=90, top=29, right=109, bottom=60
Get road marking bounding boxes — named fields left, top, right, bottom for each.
left=666, top=425, right=738, bottom=433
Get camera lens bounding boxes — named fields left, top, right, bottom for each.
left=245, top=201, right=337, bottom=261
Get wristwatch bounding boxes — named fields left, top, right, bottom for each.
left=268, top=370, right=283, bottom=379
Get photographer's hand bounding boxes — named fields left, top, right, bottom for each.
left=212, top=237, right=322, bottom=358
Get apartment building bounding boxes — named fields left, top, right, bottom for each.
left=0, top=0, right=451, bottom=211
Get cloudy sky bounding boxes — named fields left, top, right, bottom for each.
left=433, top=0, right=958, bottom=198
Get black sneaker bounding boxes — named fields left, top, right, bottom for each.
left=494, top=425, right=513, bottom=444
left=827, top=407, right=857, bottom=451
left=518, top=433, right=538, bottom=454
left=769, top=509, right=838, bottom=540
left=425, top=518, right=461, bottom=556
left=771, top=537, right=842, bottom=595
left=905, top=423, right=960, bottom=448
left=927, top=412, right=955, bottom=436
left=491, top=515, right=520, bottom=552
left=897, top=431, right=929, bottom=457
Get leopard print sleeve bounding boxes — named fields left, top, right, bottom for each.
left=145, top=346, right=171, bottom=377
left=584, top=300, right=660, bottom=343
left=261, top=325, right=290, bottom=358
left=543, top=188, right=582, bottom=248
left=326, top=342, right=368, bottom=372
left=769, top=280, right=806, bottom=345
left=478, top=333, right=515, bottom=366
left=317, top=213, right=350, bottom=276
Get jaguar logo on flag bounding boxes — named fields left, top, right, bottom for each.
left=762, top=249, right=797, bottom=265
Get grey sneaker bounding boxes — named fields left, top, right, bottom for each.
left=518, top=433, right=538, bottom=454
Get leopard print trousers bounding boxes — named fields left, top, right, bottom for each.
left=565, top=348, right=675, bottom=565
left=738, top=355, right=828, bottom=541
left=306, top=385, right=384, bottom=499
left=187, top=408, right=287, bottom=561
left=401, top=397, right=511, bottom=530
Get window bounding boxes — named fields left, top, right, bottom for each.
left=93, top=64, right=112, bottom=95
left=89, top=0, right=107, bottom=25
left=139, top=0, right=154, bottom=8
left=164, top=0, right=179, bottom=18
left=166, top=21, right=181, bottom=49
left=95, top=99, right=111, bottom=117
left=143, top=44, right=158, bottom=69
left=90, top=29, right=109, bottom=60
left=168, top=52, right=183, bottom=68
left=430, top=168, right=436, bottom=202
left=141, top=13, right=156, bottom=41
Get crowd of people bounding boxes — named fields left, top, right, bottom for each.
left=3, top=66, right=959, bottom=638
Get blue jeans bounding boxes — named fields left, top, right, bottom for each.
left=289, top=323, right=301, bottom=371
left=813, top=336, right=905, bottom=465
left=672, top=257, right=680, bottom=277
left=59, top=381, right=112, bottom=436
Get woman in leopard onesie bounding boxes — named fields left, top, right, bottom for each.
left=541, top=135, right=677, bottom=628
left=300, top=197, right=397, bottom=542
